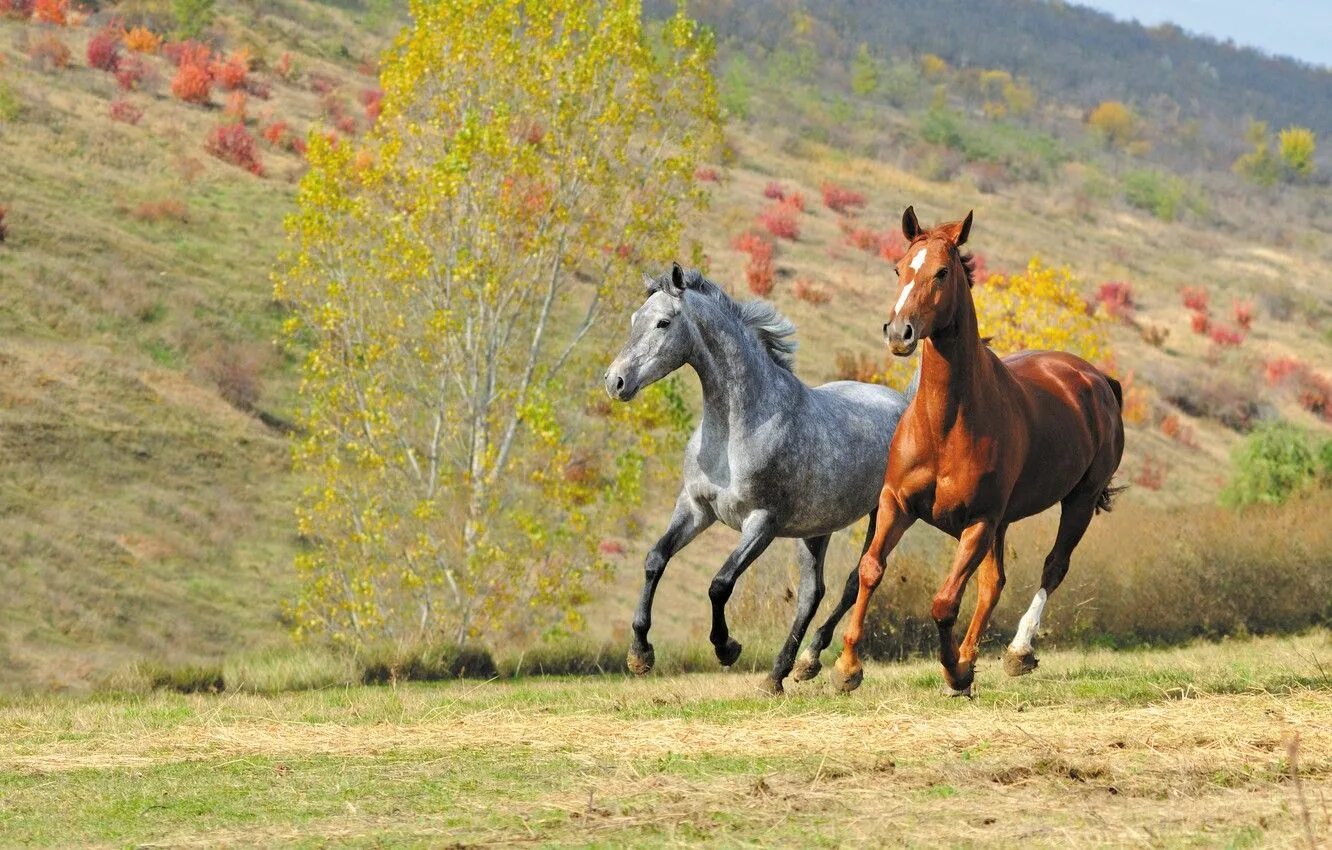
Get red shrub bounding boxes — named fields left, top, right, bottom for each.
left=32, top=0, right=64, bottom=25
left=26, top=34, right=71, bottom=70
left=289, top=136, right=308, bottom=156
left=785, top=191, right=806, bottom=212
left=1181, top=286, right=1209, bottom=313
left=1264, top=356, right=1306, bottom=387
left=732, top=231, right=773, bottom=266
left=821, top=182, right=866, bottom=215
left=1133, top=455, right=1167, bottom=491
left=1208, top=323, right=1244, bottom=347
left=360, top=88, right=384, bottom=123
left=694, top=166, right=721, bottom=183
left=1096, top=281, right=1135, bottom=320
left=0, top=0, right=34, bottom=20
left=261, top=121, right=289, bottom=146
left=204, top=123, right=264, bottom=176
left=758, top=202, right=800, bottom=241
left=793, top=278, right=831, bottom=305
left=114, top=55, right=148, bottom=91
left=171, top=61, right=212, bottom=104
left=597, top=539, right=626, bottom=557
left=842, top=222, right=881, bottom=253
left=210, top=51, right=248, bottom=91
left=878, top=229, right=907, bottom=263
left=87, top=23, right=122, bottom=72
left=0, top=205, right=7, bottom=242
left=745, top=258, right=774, bottom=296
left=1189, top=311, right=1210, bottom=335
left=1232, top=299, right=1254, bottom=330
left=109, top=98, right=143, bottom=125
left=763, top=181, right=786, bottom=200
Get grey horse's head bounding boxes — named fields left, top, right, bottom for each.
left=604, top=263, right=696, bottom=401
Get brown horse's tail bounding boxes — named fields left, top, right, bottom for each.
left=1096, top=374, right=1127, bottom=514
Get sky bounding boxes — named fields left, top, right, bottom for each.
left=1080, top=1, right=1332, bottom=69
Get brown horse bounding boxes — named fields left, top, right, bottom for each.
left=831, top=207, right=1124, bottom=696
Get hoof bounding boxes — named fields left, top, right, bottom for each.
left=1002, top=648, right=1039, bottom=677
left=626, top=643, right=655, bottom=676
left=830, top=664, right=863, bottom=694
left=942, top=664, right=975, bottom=696
left=715, top=637, right=743, bottom=667
left=758, top=676, right=784, bottom=697
left=791, top=652, right=823, bottom=682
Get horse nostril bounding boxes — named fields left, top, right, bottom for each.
left=614, top=376, right=625, bottom=391
left=882, top=322, right=890, bottom=337
left=903, top=323, right=914, bottom=342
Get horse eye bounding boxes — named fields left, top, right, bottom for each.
left=934, top=268, right=948, bottom=280
left=656, top=319, right=671, bottom=329
left=893, top=268, right=900, bottom=277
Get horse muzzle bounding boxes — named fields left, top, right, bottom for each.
left=884, top=318, right=918, bottom=357
left=603, top=368, right=639, bottom=402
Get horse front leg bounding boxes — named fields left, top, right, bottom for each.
left=931, top=520, right=997, bottom=696
left=761, top=534, right=829, bottom=696
left=627, top=494, right=714, bottom=675
left=707, top=510, right=777, bottom=668
left=832, top=493, right=914, bottom=693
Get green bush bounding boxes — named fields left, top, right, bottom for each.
left=918, top=107, right=1064, bottom=181
left=1222, top=422, right=1321, bottom=507
left=1123, top=169, right=1204, bottom=221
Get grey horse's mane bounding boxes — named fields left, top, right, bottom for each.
left=647, top=268, right=797, bottom=371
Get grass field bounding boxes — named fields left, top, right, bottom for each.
left=2, top=632, right=1329, bottom=847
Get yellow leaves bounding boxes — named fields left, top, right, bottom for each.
left=977, top=257, right=1107, bottom=364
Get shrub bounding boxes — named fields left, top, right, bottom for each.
left=1180, top=286, right=1209, bottom=312
left=1298, top=373, right=1331, bottom=421
left=198, top=341, right=265, bottom=409
left=336, top=114, right=357, bottom=135
left=1208, top=323, right=1244, bottom=347
left=123, top=26, right=161, bottom=54
left=209, top=50, right=248, bottom=91
left=114, top=55, right=148, bottom=91
left=204, top=123, right=263, bottom=176
left=745, top=257, right=774, bottom=296
left=162, top=39, right=210, bottom=68
left=732, top=230, right=772, bottom=265
left=1264, top=356, right=1305, bottom=387
left=1233, top=299, right=1254, bottom=330
left=87, top=23, right=122, bottom=72
left=1095, top=281, right=1134, bottom=321
left=821, top=182, right=866, bottom=215
left=762, top=181, right=786, bottom=200
left=693, top=166, right=720, bottom=183
left=1133, top=455, right=1167, bottom=490
left=792, top=278, right=830, bottom=305
left=0, top=205, right=7, bottom=243
left=1189, top=311, right=1209, bottom=335
left=1124, top=169, right=1192, bottom=221
left=261, top=120, right=289, bottom=146
left=141, top=662, right=225, bottom=693
left=784, top=191, right=806, bottom=213
left=360, top=87, right=383, bottom=122
left=757, top=201, right=799, bottom=240
left=131, top=198, right=188, bottom=222
left=245, top=78, right=272, bottom=100
left=1222, top=422, right=1322, bottom=506
left=109, top=98, right=143, bottom=125
left=841, top=221, right=881, bottom=253
left=172, top=0, right=215, bottom=39
left=26, top=34, right=71, bottom=71
left=308, top=73, right=337, bottom=95
left=1138, top=322, right=1169, bottom=347
left=32, top=0, right=65, bottom=25
left=171, top=60, right=212, bottom=104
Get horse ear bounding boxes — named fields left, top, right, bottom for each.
left=902, top=205, right=923, bottom=242
left=956, top=210, right=973, bottom=246
left=668, top=262, right=687, bottom=297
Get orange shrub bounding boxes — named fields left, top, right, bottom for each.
left=1159, top=414, right=1196, bottom=448
left=1264, top=356, right=1305, bottom=387
left=32, top=0, right=65, bottom=25
left=261, top=121, right=289, bottom=146
left=224, top=90, right=246, bottom=121
left=1117, top=369, right=1150, bottom=426
left=210, top=51, right=248, bottom=91
left=732, top=231, right=773, bottom=265
left=360, top=88, right=383, bottom=123
left=793, top=278, right=831, bottom=305
left=122, top=26, right=161, bottom=54
left=784, top=191, right=806, bottom=212
left=336, top=114, right=357, bottom=135
left=26, top=33, right=70, bottom=70
left=172, top=61, right=212, bottom=104
left=745, top=258, right=774, bottom=296
left=204, top=123, right=263, bottom=176
left=162, top=39, right=210, bottom=68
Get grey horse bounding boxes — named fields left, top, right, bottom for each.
left=604, top=264, right=912, bottom=694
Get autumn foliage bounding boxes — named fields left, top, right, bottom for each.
left=757, top=200, right=800, bottom=240
left=122, top=26, right=161, bottom=54
left=205, top=123, right=263, bottom=176
left=87, top=23, right=122, bottom=72
left=821, top=182, right=866, bottom=215
left=1095, top=281, right=1134, bottom=321
left=109, top=98, right=143, bottom=125
left=793, top=278, right=830, bottom=305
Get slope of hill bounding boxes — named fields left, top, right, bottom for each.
left=0, top=1, right=1329, bottom=690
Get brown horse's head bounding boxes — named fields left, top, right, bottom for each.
left=883, top=206, right=973, bottom=356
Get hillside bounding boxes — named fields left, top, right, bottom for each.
left=0, top=1, right=1329, bottom=690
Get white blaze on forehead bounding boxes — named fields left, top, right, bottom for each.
left=1008, top=588, right=1047, bottom=654
left=893, top=248, right=929, bottom=317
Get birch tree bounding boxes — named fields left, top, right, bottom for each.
left=277, top=0, right=718, bottom=646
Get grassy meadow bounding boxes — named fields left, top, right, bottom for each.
left=2, top=632, right=1330, bottom=847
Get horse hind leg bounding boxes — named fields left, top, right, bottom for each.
left=1003, top=491, right=1097, bottom=677
left=792, top=510, right=876, bottom=683
left=761, top=535, right=829, bottom=695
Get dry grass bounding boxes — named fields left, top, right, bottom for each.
left=1, top=633, right=1329, bottom=846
